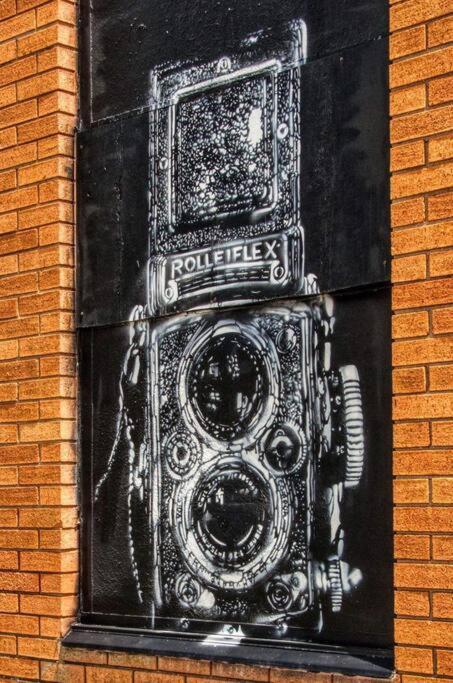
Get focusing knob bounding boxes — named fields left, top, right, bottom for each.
left=327, top=559, right=343, bottom=613
left=339, top=365, right=364, bottom=488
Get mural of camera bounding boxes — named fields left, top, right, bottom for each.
left=148, top=19, right=311, bottom=317
left=148, top=298, right=364, bottom=634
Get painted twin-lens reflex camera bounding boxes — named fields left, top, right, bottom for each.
left=97, top=18, right=366, bottom=636
left=149, top=299, right=365, bottom=633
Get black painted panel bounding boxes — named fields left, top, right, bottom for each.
left=79, top=288, right=393, bottom=650
left=77, top=39, right=389, bottom=327
left=77, top=113, right=149, bottom=328
left=79, top=0, right=388, bottom=125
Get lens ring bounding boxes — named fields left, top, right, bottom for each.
left=170, top=456, right=292, bottom=592
left=192, top=464, right=270, bottom=570
left=178, top=321, right=280, bottom=447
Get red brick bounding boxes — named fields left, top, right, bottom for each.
left=107, top=652, right=156, bottom=670
left=0, top=444, right=38, bottom=464
left=40, top=572, right=77, bottom=593
left=0, top=11, right=36, bottom=43
left=0, top=613, right=38, bottom=635
left=0, top=571, right=38, bottom=592
left=0, top=127, right=17, bottom=151
left=159, top=657, right=210, bottom=675
left=391, top=197, right=425, bottom=229
left=437, top=649, right=453, bottom=676
left=390, top=83, right=426, bottom=116
left=390, top=26, right=426, bottom=60
left=37, top=0, right=76, bottom=27
left=0, top=84, right=16, bottom=109
left=0, top=654, right=39, bottom=679
left=393, top=337, right=453, bottom=365
left=395, top=505, right=453, bottom=532
left=394, top=449, right=453, bottom=474
left=394, top=534, right=430, bottom=559
left=392, top=311, right=429, bottom=338
left=393, top=392, right=453, bottom=419
left=393, top=367, right=426, bottom=393
left=390, top=0, right=453, bottom=31
left=18, top=463, right=74, bottom=485
left=38, top=44, right=77, bottom=73
left=0, top=186, right=38, bottom=213
left=392, top=254, right=426, bottom=281
left=0, top=635, right=16, bottom=655
left=0, top=0, right=16, bottom=20
left=432, top=476, right=453, bottom=502
left=391, top=104, right=453, bottom=143
left=17, top=24, right=76, bottom=57
left=19, top=506, right=76, bottom=528
left=432, top=591, right=453, bottom=618
left=0, top=142, right=37, bottom=169
left=0, top=486, right=38, bottom=506
left=18, top=636, right=58, bottom=660
left=429, top=134, right=453, bottom=163
left=390, top=44, right=453, bottom=88
left=0, top=529, right=37, bottom=549
left=429, top=73, right=453, bottom=105
left=430, top=364, right=453, bottom=391
left=393, top=478, right=429, bottom=503
left=391, top=160, right=453, bottom=199
left=428, top=190, right=453, bottom=221
left=428, top=14, right=453, bottom=46
left=394, top=421, right=430, bottom=447
left=395, top=590, right=430, bottom=617
left=399, top=223, right=451, bottom=264
left=433, top=534, right=453, bottom=559
left=20, top=593, right=75, bottom=616
left=20, top=549, right=77, bottom=572
left=62, top=648, right=107, bottom=665
left=395, top=562, right=453, bottom=590
left=19, top=202, right=72, bottom=228
left=17, top=112, right=74, bottom=143
left=0, top=170, right=15, bottom=193
left=396, top=618, right=453, bottom=648
left=271, top=670, right=331, bottom=683
left=86, top=667, right=133, bottom=683
left=19, top=332, right=74, bottom=356
left=396, top=646, right=433, bottom=674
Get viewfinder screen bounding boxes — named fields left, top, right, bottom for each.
left=174, top=75, right=275, bottom=228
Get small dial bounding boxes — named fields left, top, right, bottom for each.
left=265, top=576, right=294, bottom=612
left=164, top=430, right=200, bottom=479
left=276, top=326, right=297, bottom=353
left=174, top=572, right=202, bottom=609
left=264, top=424, right=306, bottom=475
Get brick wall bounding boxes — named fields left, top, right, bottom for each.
left=390, top=0, right=453, bottom=680
left=0, top=0, right=452, bottom=681
left=0, top=0, right=78, bottom=680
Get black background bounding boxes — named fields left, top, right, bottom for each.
left=79, top=288, right=393, bottom=648
left=77, top=38, right=389, bottom=327
left=79, top=0, right=388, bottom=125
left=77, top=0, right=392, bottom=663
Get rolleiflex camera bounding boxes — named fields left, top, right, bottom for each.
left=148, top=298, right=364, bottom=634
left=148, top=19, right=308, bottom=317
left=142, top=17, right=365, bottom=637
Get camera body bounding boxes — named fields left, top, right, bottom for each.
left=148, top=19, right=307, bottom=316
left=142, top=16, right=365, bottom=636
left=148, top=298, right=364, bottom=632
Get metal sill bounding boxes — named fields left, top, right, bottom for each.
left=63, top=623, right=394, bottom=679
